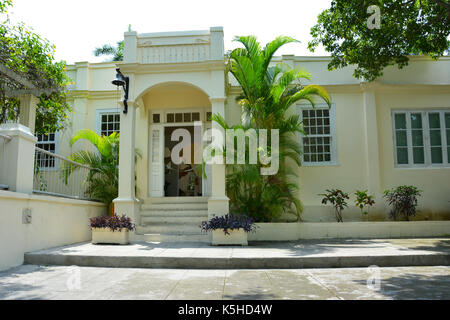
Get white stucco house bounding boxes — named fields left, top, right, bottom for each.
left=50, top=27, right=449, bottom=241
left=1, top=26, right=449, bottom=250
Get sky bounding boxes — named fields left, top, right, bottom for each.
left=8, top=0, right=332, bottom=65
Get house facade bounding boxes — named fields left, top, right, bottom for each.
left=58, top=27, right=450, bottom=240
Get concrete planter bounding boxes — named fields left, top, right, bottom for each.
left=91, top=228, right=130, bottom=245
left=211, top=229, right=248, bottom=246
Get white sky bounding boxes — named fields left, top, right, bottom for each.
left=8, top=0, right=332, bottom=65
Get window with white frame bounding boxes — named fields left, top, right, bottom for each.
left=393, top=110, right=450, bottom=167
left=298, top=104, right=337, bottom=165
left=35, top=132, right=57, bottom=168
left=96, top=109, right=120, bottom=136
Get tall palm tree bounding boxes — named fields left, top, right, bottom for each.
left=62, top=129, right=119, bottom=214
left=93, top=41, right=124, bottom=62
left=215, top=35, right=330, bottom=222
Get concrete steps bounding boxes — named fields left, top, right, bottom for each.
left=137, top=197, right=208, bottom=242
left=134, top=233, right=210, bottom=243
left=24, top=240, right=450, bottom=269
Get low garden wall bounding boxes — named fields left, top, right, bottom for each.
left=248, top=221, right=450, bottom=241
left=0, top=190, right=106, bottom=271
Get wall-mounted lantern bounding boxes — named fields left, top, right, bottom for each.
left=111, top=68, right=129, bottom=114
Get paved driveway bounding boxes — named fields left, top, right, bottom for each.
left=0, top=265, right=449, bottom=300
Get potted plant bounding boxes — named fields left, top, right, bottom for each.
left=200, top=214, right=257, bottom=246
left=383, top=185, right=422, bottom=221
left=355, top=190, right=375, bottom=221
left=90, top=214, right=136, bottom=245
left=319, top=189, right=349, bottom=222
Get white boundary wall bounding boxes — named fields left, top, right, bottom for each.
left=248, top=222, right=450, bottom=241
left=0, top=190, right=106, bottom=271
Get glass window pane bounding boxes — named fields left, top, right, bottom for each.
left=431, top=147, right=443, bottom=164
left=395, top=114, right=406, bottom=129
left=183, top=113, right=191, bottom=122
left=396, top=131, right=407, bottom=146
left=397, top=148, right=408, bottom=164
left=445, top=113, right=450, bottom=128
left=167, top=113, right=174, bottom=123
left=430, top=130, right=442, bottom=146
left=410, top=113, right=422, bottom=129
left=192, top=113, right=200, bottom=121
left=175, top=113, right=183, bottom=122
left=411, top=130, right=423, bottom=146
left=413, top=147, right=424, bottom=164
left=428, top=113, right=440, bottom=129
left=153, top=114, right=160, bottom=123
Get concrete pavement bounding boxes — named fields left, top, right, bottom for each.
left=0, top=265, right=449, bottom=300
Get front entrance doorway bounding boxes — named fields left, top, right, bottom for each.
left=148, top=109, right=212, bottom=198
left=164, top=126, right=202, bottom=197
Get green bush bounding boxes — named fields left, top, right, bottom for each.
left=383, top=186, right=422, bottom=221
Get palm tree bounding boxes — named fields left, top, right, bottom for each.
left=93, top=41, right=124, bottom=62
left=62, top=129, right=119, bottom=214
left=215, top=35, right=331, bottom=222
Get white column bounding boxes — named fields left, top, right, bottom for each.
left=0, top=123, right=36, bottom=193
left=113, top=101, right=140, bottom=227
left=123, top=31, right=138, bottom=64
left=209, top=27, right=224, bottom=60
left=18, top=94, right=38, bottom=134
left=361, top=83, right=381, bottom=195
left=208, top=97, right=229, bottom=218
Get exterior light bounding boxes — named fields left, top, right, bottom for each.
left=111, top=68, right=129, bottom=114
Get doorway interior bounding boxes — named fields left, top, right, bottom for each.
left=164, top=126, right=202, bottom=197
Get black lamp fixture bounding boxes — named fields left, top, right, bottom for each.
left=112, top=68, right=129, bottom=114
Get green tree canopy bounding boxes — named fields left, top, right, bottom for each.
left=93, top=41, right=124, bottom=62
left=308, top=0, right=450, bottom=81
left=0, top=0, right=71, bottom=134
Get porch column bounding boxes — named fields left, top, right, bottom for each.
left=208, top=97, right=229, bottom=219
left=0, top=123, right=36, bottom=193
left=113, top=100, right=140, bottom=227
left=361, top=83, right=381, bottom=195
left=18, top=94, right=38, bottom=134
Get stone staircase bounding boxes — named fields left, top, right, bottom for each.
left=135, top=197, right=210, bottom=242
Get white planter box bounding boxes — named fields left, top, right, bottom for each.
left=91, top=228, right=130, bottom=245
left=211, top=229, right=248, bottom=246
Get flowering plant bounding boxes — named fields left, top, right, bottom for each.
left=89, top=214, right=136, bottom=232
left=200, top=214, right=257, bottom=235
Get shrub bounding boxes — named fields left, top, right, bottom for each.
left=383, top=186, right=422, bottom=221
left=200, top=214, right=257, bottom=235
left=320, top=189, right=349, bottom=222
left=354, top=190, right=375, bottom=216
left=89, top=214, right=136, bottom=232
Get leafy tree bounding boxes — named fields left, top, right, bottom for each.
left=93, top=41, right=124, bottom=62
left=308, top=0, right=450, bottom=81
left=214, top=36, right=330, bottom=222
left=0, top=0, right=72, bottom=134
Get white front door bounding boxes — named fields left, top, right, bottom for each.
left=202, top=123, right=212, bottom=197
left=148, top=125, right=164, bottom=197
